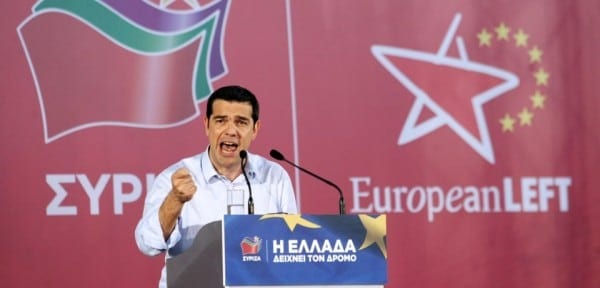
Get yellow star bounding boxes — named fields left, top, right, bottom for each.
left=513, top=28, right=529, bottom=47
left=499, top=114, right=516, bottom=132
left=477, top=28, right=492, bottom=47
left=518, top=108, right=534, bottom=126
left=534, top=67, right=550, bottom=86
left=495, top=22, right=511, bottom=41
left=528, top=46, right=543, bottom=63
left=530, top=90, right=547, bottom=109
left=358, top=214, right=387, bottom=259
left=259, top=214, right=321, bottom=232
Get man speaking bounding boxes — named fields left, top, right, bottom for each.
left=135, top=85, right=298, bottom=287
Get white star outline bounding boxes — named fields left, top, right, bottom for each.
left=371, top=13, right=519, bottom=164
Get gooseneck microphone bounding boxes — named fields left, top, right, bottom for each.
left=239, top=150, right=254, bottom=215
left=269, top=149, right=345, bottom=215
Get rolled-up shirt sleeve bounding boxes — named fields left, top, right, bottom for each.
left=134, top=165, right=183, bottom=256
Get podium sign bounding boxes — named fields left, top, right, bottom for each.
left=223, top=214, right=387, bottom=287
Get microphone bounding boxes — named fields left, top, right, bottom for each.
left=240, top=150, right=254, bottom=215
left=269, top=149, right=345, bottom=215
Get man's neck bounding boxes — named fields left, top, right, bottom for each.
left=207, top=146, right=243, bottom=181
left=217, top=166, right=242, bottom=182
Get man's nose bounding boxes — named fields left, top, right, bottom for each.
left=224, top=121, right=238, bottom=135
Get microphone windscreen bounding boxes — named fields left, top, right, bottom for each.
left=269, top=149, right=285, bottom=160
left=239, top=150, right=248, bottom=159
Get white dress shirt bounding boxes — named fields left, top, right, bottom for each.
left=135, top=148, right=298, bottom=287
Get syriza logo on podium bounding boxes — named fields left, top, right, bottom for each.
left=240, top=236, right=262, bottom=259
left=18, top=0, right=231, bottom=143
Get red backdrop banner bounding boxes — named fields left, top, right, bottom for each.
left=1, top=1, right=598, bottom=287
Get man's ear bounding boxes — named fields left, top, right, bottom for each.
left=203, top=116, right=210, bottom=136
left=252, top=119, right=261, bottom=140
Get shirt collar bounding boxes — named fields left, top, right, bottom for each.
left=200, top=146, right=220, bottom=182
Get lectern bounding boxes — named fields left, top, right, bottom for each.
left=167, top=214, right=387, bottom=288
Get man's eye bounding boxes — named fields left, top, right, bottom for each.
left=237, top=120, right=250, bottom=127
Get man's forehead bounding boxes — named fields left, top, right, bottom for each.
left=211, top=101, right=253, bottom=118
left=211, top=114, right=251, bottom=119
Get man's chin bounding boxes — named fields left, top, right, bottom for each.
left=216, top=151, right=242, bottom=165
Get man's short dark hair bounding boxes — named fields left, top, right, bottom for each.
left=206, top=85, right=259, bottom=123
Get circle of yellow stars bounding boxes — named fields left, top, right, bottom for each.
left=476, top=22, right=549, bottom=133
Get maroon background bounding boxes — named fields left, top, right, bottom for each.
left=1, top=1, right=599, bottom=287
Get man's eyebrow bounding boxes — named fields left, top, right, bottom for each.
left=211, top=115, right=252, bottom=122
left=235, top=115, right=251, bottom=121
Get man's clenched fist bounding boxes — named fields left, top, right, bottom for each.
left=170, top=168, right=197, bottom=203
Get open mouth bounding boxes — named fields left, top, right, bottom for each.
left=220, top=141, right=239, bottom=153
